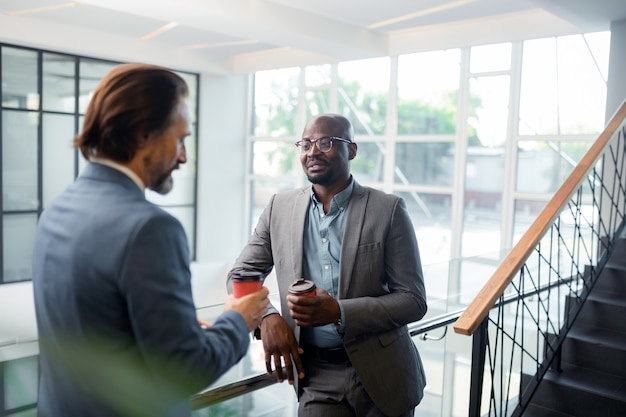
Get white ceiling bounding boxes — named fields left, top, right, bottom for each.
left=0, top=0, right=625, bottom=74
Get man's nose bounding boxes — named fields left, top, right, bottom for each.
left=178, top=144, right=187, bottom=164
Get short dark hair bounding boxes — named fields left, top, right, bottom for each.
left=74, top=63, right=189, bottom=162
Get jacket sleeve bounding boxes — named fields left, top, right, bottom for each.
left=227, top=194, right=277, bottom=287
left=120, top=212, right=250, bottom=396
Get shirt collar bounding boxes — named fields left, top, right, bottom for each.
left=90, top=157, right=146, bottom=192
left=309, top=176, right=354, bottom=208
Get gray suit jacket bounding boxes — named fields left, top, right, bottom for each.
left=230, top=181, right=427, bottom=416
left=33, top=163, right=250, bottom=417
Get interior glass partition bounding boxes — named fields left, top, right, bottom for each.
left=0, top=42, right=200, bottom=417
left=0, top=43, right=200, bottom=284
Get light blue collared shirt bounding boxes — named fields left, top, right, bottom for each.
left=300, top=179, right=353, bottom=348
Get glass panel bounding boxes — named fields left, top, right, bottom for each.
left=252, top=67, right=300, bottom=137
left=555, top=33, right=608, bottom=134
left=3, top=214, right=37, bottom=283
left=305, top=64, right=331, bottom=88
left=42, top=114, right=75, bottom=208
left=421, top=261, right=451, bottom=311
left=77, top=115, right=89, bottom=174
left=250, top=140, right=297, bottom=177
left=513, top=199, right=548, bottom=245
left=176, top=72, right=198, bottom=122
left=519, top=37, right=557, bottom=135
left=338, top=57, right=389, bottom=135
left=470, top=43, right=512, bottom=73
left=1, top=47, right=39, bottom=110
left=190, top=336, right=298, bottom=416
left=397, top=50, right=460, bottom=135
left=249, top=179, right=297, bottom=236
left=395, top=142, right=455, bottom=186
left=458, top=253, right=508, bottom=305
left=305, top=89, right=330, bottom=120
left=2, top=111, right=39, bottom=211
left=468, top=76, right=510, bottom=148
left=519, top=32, right=609, bottom=135
left=351, top=141, right=385, bottom=183
left=78, top=59, right=118, bottom=113
left=398, top=191, right=452, bottom=264
left=462, top=76, right=510, bottom=257
left=146, top=128, right=197, bottom=207
left=42, top=53, right=76, bottom=113
left=305, top=64, right=332, bottom=121
left=4, top=356, right=38, bottom=409
left=145, top=161, right=195, bottom=206
left=516, top=140, right=592, bottom=193
left=191, top=280, right=477, bottom=417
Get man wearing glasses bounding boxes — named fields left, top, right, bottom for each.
left=228, top=113, right=427, bottom=417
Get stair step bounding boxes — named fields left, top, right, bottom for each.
left=562, top=324, right=626, bottom=378
left=605, top=237, right=626, bottom=268
left=529, top=363, right=626, bottom=416
left=593, top=266, right=626, bottom=294
left=570, top=292, right=626, bottom=332
left=522, top=403, right=575, bottom=417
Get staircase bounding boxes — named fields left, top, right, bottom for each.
left=523, top=233, right=626, bottom=416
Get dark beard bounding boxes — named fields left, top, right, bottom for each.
left=307, top=170, right=334, bottom=186
left=151, top=174, right=173, bottom=195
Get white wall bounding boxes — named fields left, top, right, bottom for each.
left=606, top=18, right=626, bottom=120
left=195, top=73, right=250, bottom=264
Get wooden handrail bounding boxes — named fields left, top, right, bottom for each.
left=453, top=100, right=626, bottom=336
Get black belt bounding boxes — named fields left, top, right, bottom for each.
left=301, top=342, right=349, bottom=363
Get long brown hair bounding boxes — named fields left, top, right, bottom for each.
left=74, top=63, right=189, bottom=162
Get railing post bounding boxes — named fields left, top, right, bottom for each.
left=469, top=318, right=488, bottom=417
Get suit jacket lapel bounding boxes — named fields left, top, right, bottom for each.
left=339, top=182, right=368, bottom=298
left=290, top=188, right=309, bottom=283
left=290, top=188, right=310, bottom=343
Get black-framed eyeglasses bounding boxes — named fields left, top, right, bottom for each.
left=295, top=136, right=352, bottom=154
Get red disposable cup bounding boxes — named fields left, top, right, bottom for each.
left=288, top=279, right=316, bottom=297
left=232, top=271, right=264, bottom=298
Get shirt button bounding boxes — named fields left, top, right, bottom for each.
left=324, top=265, right=329, bottom=270
left=322, top=238, right=327, bottom=243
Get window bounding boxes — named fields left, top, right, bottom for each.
left=246, top=32, right=609, bottom=264
left=0, top=44, right=200, bottom=284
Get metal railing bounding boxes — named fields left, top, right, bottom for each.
left=453, top=100, right=626, bottom=416
left=190, top=100, right=626, bottom=417
left=190, top=310, right=463, bottom=411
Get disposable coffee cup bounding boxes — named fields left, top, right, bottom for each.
left=288, top=279, right=317, bottom=297
left=232, top=271, right=264, bottom=298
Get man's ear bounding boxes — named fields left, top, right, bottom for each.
left=136, top=131, right=151, bottom=148
left=348, top=143, right=358, bottom=160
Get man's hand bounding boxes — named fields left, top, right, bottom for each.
left=197, top=318, right=211, bottom=329
left=287, top=289, right=341, bottom=327
left=260, top=314, right=304, bottom=385
left=224, top=287, right=269, bottom=331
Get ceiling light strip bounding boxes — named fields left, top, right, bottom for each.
left=183, top=40, right=258, bottom=50
left=368, top=0, right=478, bottom=29
left=140, top=22, right=179, bottom=41
left=4, top=1, right=81, bottom=16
